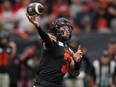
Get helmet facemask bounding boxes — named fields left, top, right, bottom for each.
left=57, top=25, right=72, bottom=41
left=50, top=18, right=73, bottom=41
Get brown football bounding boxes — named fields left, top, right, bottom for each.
left=27, top=3, right=44, bottom=17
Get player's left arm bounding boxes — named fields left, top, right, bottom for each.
left=69, top=45, right=83, bottom=76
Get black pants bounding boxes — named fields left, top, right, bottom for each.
left=33, top=79, right=63, bottom=87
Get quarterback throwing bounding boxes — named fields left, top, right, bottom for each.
left=26, top=3, right=83, bottom=87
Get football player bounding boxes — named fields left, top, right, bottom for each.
left=26, top=14, right=83, bottom=87
left=0, top=31, right=16, bottom=87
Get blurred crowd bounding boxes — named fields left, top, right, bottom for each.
left=0, top=0, right=116, bottom=87
left=0, top=0, right=116, bottom=33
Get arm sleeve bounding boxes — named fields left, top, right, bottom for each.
left=74, top=60, right=82, bottom=71
left=36, top=26, right=53, bottom=49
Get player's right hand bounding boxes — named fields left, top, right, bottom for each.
left=72, top=45, right=83, bottom=62
left=26, top=13, right=40, bottom=27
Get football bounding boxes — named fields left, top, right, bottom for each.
left=26, top=3, right=44, bottom=17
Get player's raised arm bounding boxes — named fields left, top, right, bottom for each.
left=26, top=14, right=53, bottom=49
left=69, top=45, right=83, bottom=76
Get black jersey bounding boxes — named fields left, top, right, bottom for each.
left=34, top=26, right=72, bottom=85
left=36, top=40, right=72, bottom=85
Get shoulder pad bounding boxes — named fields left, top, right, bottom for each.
left=48, top=34, right=57, bottom=42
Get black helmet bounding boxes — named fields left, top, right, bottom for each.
left=0, top=31, right=9, bottom=40
left=0, top=31, right=10, bottom=46
left=50, top=18, right=73, bottom=41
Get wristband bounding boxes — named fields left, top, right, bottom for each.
left=74, top=60, right=82, bottom=70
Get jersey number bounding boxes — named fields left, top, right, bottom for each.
left=61, top=53, right=71, bottom=74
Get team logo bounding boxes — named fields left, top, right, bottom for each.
left=58, top=42, right=64, bottom=47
